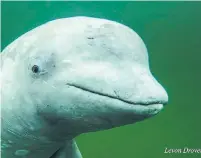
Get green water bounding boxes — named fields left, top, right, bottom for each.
left=1, top=1, right=201, bottom=158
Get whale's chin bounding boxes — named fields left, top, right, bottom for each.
left=78, top=103, right=164, bottom=133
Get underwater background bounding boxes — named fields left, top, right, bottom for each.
left=1, top=1, right=201, bottom=158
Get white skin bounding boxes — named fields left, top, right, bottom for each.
left=0, top=17, right=168, bottom=158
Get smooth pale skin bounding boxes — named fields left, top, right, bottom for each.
left=0, top=16, right=168, bottom=158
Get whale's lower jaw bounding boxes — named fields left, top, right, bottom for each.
left=66, top=83, right=164, bottom=116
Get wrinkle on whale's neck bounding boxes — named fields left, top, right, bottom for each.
left=50, top=139, right=82, bottom=158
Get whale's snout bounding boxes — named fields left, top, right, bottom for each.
left=159, top=86, right=168, bottom=106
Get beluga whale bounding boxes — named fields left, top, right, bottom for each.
left=1, top=16, right=168, bottom=158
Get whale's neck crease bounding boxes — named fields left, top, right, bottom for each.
left=51, top=139, right=82, bottom=158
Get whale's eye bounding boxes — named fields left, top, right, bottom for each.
left=32, top=65, right=40, bottom=73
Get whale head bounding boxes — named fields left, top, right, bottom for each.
left=1, top=17, right=168, bottom=140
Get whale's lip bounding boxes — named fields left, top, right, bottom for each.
left=66, top=83, right=166, bottom=113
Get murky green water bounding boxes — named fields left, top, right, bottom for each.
left=1, top=1, right=201, bottom=158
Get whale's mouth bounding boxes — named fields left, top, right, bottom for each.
left=66, top=83, right=166, bottom=115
